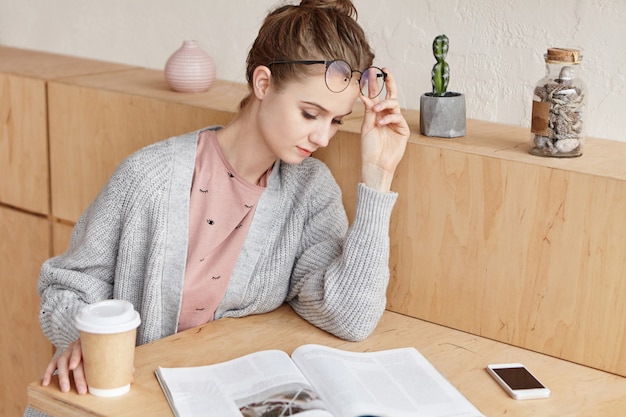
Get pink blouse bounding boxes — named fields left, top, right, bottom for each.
left=178, top=130, right=269, bottom=332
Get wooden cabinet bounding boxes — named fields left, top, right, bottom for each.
left=0, top=207, right=51, bottom=417
left=0, top=46, right=134, bottom=416
left=0, top=74, right=48, bottom=213
left=0, top=46, right=133, bottom=213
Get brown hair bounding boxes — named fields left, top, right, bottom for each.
left=239, top=0, right=375, bottom=109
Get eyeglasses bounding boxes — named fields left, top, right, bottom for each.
left=268, top=59, right=387, bottom=99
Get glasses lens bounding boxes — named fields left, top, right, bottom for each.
left=360, top=67, right=386, bottom=98
left=325, top=60, right=352, bottom=93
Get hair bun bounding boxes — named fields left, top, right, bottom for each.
left=299, top=0, right=357, bottom=19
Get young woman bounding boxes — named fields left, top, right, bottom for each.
left=30, top=0, right=410, bottom=407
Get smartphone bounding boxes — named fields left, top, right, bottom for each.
left=487, top=363, right=550, bottom=400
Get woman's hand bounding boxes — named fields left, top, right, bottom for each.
left=359, top=68, right=410, bottom=192
left=42, top=339, right=88, bottom=395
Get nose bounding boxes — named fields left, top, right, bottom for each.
left=309, top=124, right=333, bottom=148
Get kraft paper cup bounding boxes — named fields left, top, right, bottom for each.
left=75, top=300, right=141, bottom=397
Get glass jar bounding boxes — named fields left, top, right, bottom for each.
left=530, top=48, right=586, bottom=157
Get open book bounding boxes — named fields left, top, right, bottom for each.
left=156, top=344, right=485, bottom=417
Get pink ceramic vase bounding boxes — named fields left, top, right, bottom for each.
left=164, top=40, right=216, bottom=93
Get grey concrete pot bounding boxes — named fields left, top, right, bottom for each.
left=419, top=92, right=466, bottom=138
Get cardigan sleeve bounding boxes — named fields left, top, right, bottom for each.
left=287, top=181, right=398, bottom=341
left=38, top=168, right=127, bottom=352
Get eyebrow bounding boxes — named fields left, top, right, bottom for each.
left=302, top=101, right=353, bottom=118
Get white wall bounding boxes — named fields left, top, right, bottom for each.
left=1, top=0, right=624, bottom=142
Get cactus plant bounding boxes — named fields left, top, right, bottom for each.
left=420, top=34, right=465, bottom=137
left=431, top=34, right=450, bottom=97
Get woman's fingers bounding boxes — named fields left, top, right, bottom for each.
left=41, top=340, right=88, bottom=394
left=42, top=358, right=58, bottom=387
left=69, top=340, right=88, bottom=394
left=56, top=351, right=72, bottom=393
left=69, top=339, right=83, bottom=370
left=72, top=362, right=88, bottom=395
left=383, top=67, right=398, bottom=101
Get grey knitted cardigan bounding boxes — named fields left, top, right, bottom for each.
left=26, top=127, right=397, bottom=416
left=42, top=125, right=396, bottom=350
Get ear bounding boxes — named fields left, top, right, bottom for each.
left=252, top=66, right=272, bottom=100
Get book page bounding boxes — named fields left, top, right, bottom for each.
left=291, top=344, right=484, bottom=417
left=156, top=349, right=333, bottom=417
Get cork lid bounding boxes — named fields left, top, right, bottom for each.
left=545, top=48, right=582, bottom=64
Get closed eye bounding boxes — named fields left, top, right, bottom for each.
left=302, top=111, right=317, bottom=120
left=302, top=111, right=343, bottom=125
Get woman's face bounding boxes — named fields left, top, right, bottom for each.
left=257, top=71, right=360, bottom=164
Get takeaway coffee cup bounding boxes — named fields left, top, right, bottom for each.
left=75, top=300, right=141, bottom=397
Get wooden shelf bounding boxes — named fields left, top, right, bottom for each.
left=0, top=46, right=134, bottom=80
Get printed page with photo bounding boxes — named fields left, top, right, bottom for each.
left=156, top=344, right=485, bottom=417
left=156, top=349, right=333, bottom=417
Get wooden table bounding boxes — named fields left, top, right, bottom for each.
left=28, top=304, right=626, bottom=416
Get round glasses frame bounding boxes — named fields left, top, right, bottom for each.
left=268, top=60, right=388, bottom=99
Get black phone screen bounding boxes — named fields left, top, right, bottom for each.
left=492, top=366, right=545, bottom=390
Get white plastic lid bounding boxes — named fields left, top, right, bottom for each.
left=75, top=300, right=141, bottom=334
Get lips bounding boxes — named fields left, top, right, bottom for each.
left=297, top=147, right=313, bottom=157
